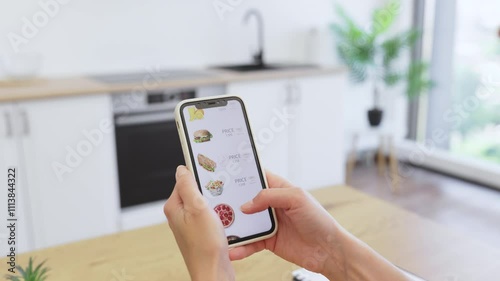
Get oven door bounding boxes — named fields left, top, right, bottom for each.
left=115, top=111, right=184, bottom=208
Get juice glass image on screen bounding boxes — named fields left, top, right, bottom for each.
left=178, top=96, right=276, bottom=245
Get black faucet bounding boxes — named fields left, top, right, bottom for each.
left=243, top=9, right=264, bottom=66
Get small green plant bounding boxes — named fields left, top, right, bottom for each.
left=5, top=257, right=50, bottom=281
left=330, top=0, right=433, bottom=108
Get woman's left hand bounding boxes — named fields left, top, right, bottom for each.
left=164, top=165, right=234, bottom=281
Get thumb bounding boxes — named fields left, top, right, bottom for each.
left=240, top=188, right=303, bottom=214
left=175, top=166, right=207, bottom=209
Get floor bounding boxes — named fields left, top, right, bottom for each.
left=350, top=163, right=500, bottom=249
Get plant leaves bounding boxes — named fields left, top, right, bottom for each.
left=381, top=36, right=402, bottom=66
left=32, top=260, right=47, bottom=274
left=406, top=61, right=434, bottom=98
left=332, top=4, right=376, bottom=83
left=5, top=258, right=50, bottom=281
left=5, top=275, right=21, bottom=281
left=336, top=45, right=369, bottom=82
left=372, top=0, right=401, bottom=35
left=27, top=257, right=33, bottom=277
left=16, top=265, right=27, bottom=278
left=38, top=268, right=50, bottom=281
left=330, top=2, right=433, bottom=96
left=334, top=5, right=360, bottom=34
left=383, top=72, right=402, bottom=86
left=382, top=29, right=420, bottom=67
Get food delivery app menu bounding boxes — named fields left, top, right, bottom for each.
left=183, top=100, right=273, bottom=241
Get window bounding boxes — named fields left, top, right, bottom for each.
left=415, top=0, right=500, bottom=168
left=450, top=0, right=500, bottom=165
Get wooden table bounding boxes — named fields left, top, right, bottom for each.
left=2, top=186, right=500, bottom=280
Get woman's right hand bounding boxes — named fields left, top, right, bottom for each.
left=230, top=171, right=410, bottom=281
left=229, top=171, right=347, bottom=277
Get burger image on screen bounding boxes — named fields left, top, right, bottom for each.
left=193, top=130, right=213, bottom=143
left=197, top=154, right=217, bottom=172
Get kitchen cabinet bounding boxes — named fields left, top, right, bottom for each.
left=227, top=73, right=347, bottom=189
left=15, top=94, right=120, bottom=250
left=0, top=70, right=346, bottom=252
left=0, top=103, right=33, bottom=255
left=227, top=79, right=290, bottom=179
left=289, top=75, right=346, bottom=189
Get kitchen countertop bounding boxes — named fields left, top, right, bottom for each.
left=0, top=67, right=345, bottom=103
left=2, top=186, right=500, bottom=281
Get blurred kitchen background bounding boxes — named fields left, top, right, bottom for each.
left=0, top=0, right=499, bottom=257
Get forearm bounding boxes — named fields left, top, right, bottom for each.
left=322, top=229, right=409, bottom=281
left=187, top=251, right=235, bottom=281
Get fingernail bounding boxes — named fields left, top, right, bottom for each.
left=176, top=165, right=188, bottom=179
left=241, top=200, right=253, bottom=212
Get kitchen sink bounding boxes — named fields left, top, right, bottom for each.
left=212, top=63, right=318, bottom=72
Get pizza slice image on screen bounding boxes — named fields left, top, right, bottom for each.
left=214, top=204, right=235, bottom=228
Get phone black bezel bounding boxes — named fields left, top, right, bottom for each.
left=179, top=96, right=276, bottom=245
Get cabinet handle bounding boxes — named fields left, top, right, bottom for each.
left=291, top=81, right=302, bottom=104
left=285, top=81, right=294, bottom=104
left=286, top=80, right=302, bottom=105
left=4, top=112, right=12, bottom=137
left=20, top=110, right=30, bottom=136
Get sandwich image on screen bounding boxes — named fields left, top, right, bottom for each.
left=194, top=130, right=213, bottom=143
left=198, top=154, right=217, bottom=172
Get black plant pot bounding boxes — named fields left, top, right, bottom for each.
left=368, top=108, right=383, bottom=127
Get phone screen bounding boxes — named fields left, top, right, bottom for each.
left=180, top=97, right=276, bottom=244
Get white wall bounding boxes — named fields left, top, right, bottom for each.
left=0, top=0, right=412, bottom=147
left=0, top=0, right=392, bottom=76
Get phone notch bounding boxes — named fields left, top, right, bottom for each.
left=196, top=99, right=228, bottom=109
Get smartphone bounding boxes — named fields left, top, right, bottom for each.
left=175, top=95, right=277, bottom=247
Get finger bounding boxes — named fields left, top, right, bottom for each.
left=241, top=188, right=304, bottom=214
left=265, top=170, right=293, bottom=189
left=175, top=166, right=206, bottom=209
left=229, top=241, right=266, bottom=261
left=175, top=166, right=202, bottom=202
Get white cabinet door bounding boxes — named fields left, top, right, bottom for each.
left=227, top=80, right=290, bottom=179
left=290, top=74, right=347, bottom=189
left=17, top=94, right=120, bottom=249
left=0, top=104, right=34, bottom=254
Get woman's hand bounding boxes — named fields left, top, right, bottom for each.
left=230, top=171, right=409, bottom=281
left=165, top=167, right=408, bottom=281
left=164, top=166, right=234, bottom=281
left=229, top=171, right=345, bottom=276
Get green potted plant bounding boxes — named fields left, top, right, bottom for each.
left=5, top=258, right=50, bottom=281
left=330, top=0, right=433, bottom=127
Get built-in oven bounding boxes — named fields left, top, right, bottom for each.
left=113, top=89, right=194, bottom=208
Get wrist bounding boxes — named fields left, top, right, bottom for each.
left=322, top=229, right=409, bottom=281
left=319, top=226, right=350, bottom=280
left=189, top=250, right=234, bottom=281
